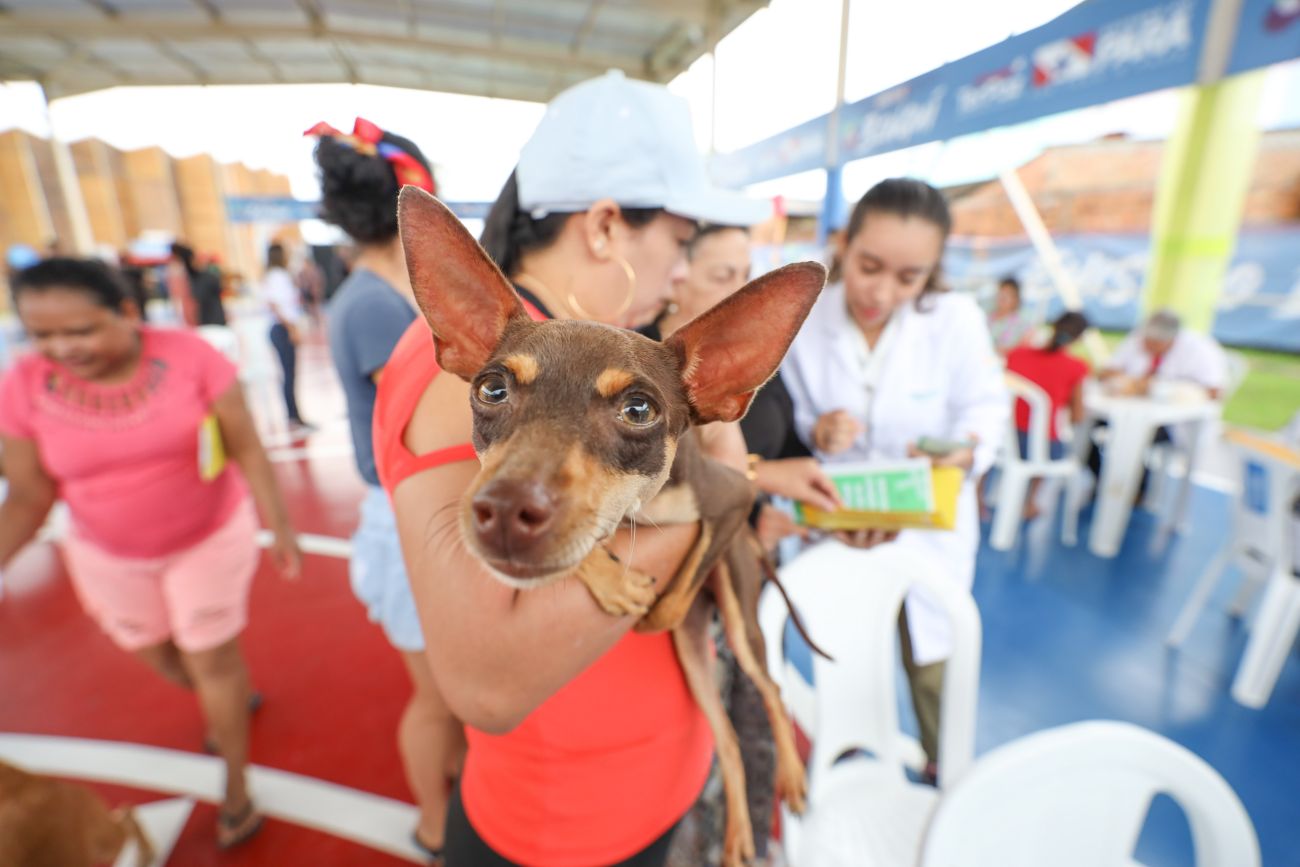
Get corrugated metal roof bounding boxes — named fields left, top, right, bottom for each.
left=0, top=0, right=770, bottom=102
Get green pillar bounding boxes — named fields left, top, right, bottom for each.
left=1144, top=71, right=1267, bottom=334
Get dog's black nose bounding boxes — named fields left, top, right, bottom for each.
left=471, top=479, right=557, bottom=554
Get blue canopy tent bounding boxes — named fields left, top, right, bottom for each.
left=708, top=0, right=1300, bottom=350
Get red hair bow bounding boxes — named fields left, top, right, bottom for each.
left=305, top=118, right=435, bottom=193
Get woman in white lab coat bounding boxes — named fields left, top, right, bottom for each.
left=782, top=178, right=1007, bottom=780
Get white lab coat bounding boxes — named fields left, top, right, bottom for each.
left=1106, top=329, right=1228, bottom=392
left=782, top=285, right=1008, bottom=665
left=1106, top=329, right=1229, bottom=448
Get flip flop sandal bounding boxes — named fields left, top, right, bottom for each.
left=412, top=831, right=445, bottom=865
left=216, top=800, right=265, bottom=850
left=203, top=691, right=264, bottom=754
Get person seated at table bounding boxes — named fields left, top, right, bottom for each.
left=1098, top=308, right=1227, bottom=399
left=987, top=276, right=1036, bottom=356
left=1002, top=311, right=1090, bottom=520
left=1088, top=309, right=1227, bottom=495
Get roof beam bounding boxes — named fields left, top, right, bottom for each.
left=293, top=0, right=326, bottom=36
left=571, top=0, right=605, bottom=55
left=80, top=0, right=119, bottom=18
left=239, top=38, right=284, bottom=83
left=189, top=0, right=222, bottom=22
left=2, top=16, right=637, bottom=77
left=57, top=36, right=132, bottom=83
left=49, top=66, right=558, bottom=104
left=396, top=0, right=417, bottom=37
left=153, top=38, right=209, bottom=84
left=294, top=0, right=368, bottom=85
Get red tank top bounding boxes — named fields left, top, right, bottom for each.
left=374, top=313, right=712, bottom=866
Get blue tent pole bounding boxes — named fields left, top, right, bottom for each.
left=820, top=165, right=844, bottom=245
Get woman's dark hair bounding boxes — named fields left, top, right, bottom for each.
left=844, top=178, right=952, bottom=307
left=266, top=242, right=287, bottom=270
left=1047, top=311, right=1089, bottom=351
left=314, top=130, right=434, bottom=245
left=479, top=170, right=662, bottom=278
left=686, top=224, right=747, bottom=262
left=170, top=241, right=200, bottom=277
left=998, top=276, right=1021, bottom=299
left=11, top=257, right=130, bottom=311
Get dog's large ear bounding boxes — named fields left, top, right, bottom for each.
left=666, top=261, right=826, bottom=424
left=399, top=186, right=527, bottom=380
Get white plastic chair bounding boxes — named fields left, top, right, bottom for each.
left=1166, top=432, right=1298, bottom=649
left=1144, top=351, right=1247, bottom=533
left=1167, top=429, right=1300, bottom=708
left=990, top=372, right=1083, bottom=551
left=919, top=720, right=1260, bottom=867
left=760, top=540, right=982, bottom=867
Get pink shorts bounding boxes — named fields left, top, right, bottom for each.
left=62, top=498, right=260, bottom=653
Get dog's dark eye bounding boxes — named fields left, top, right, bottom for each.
left=477, top=374, right=509, bottom=405
left=619, top=395, right=658, bottom=427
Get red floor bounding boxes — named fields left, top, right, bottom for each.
left=0, top=333, right=424, bottom=865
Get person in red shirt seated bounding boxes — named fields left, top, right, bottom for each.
left=1005, top=311, right=1090, bottom=520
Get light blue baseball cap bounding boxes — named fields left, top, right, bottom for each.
left=517, top=70, right=769, bottom=227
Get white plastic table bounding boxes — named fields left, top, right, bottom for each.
left=1083, top=382, right=1221, bottom=558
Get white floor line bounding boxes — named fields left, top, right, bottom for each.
left=113, top=797, right=194, bottom=867
left=0, top=734, right=424, bottom=864
left=255, top=529, right=353, bottom=559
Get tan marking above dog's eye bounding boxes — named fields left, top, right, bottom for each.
left=596, top=368, right=636, bottom=398
left=503, top=354, right=539, bottom=385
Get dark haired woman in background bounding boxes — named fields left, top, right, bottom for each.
left=170, top=242, right=227, bottom=327
left=988, top=275, right=1035, bottom=356
left=307, top=117, right=461, bottom=862
left=260, top=241, right=311, bottom=434
left=0, top=257, right=299, bottom=850
left=783, top=178, right=1007, bottom=783
left=1005, top=311, right=1091, bottom=520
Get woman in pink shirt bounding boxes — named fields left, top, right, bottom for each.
left=0, top=257, right=300, bottom=850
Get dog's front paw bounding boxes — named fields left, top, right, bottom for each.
left=576, top=549, right=658, bottom=618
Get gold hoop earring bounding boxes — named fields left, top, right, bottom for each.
left=568, top=256, right=636, bottom=322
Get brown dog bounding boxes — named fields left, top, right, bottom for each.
left=0, top=760, right=154, bottom=867
left=399, top=187, right=824, bottom=866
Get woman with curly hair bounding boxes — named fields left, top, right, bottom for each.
left=308, top=118, right=463, bottom=861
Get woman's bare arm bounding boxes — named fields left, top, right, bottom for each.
left=212, top=384, right=301, bottom=578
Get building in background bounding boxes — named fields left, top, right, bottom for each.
left=0, top=129, right=300, bottom=307
left=949, top=129, right=1300, bottom=236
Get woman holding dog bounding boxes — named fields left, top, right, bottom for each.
left=782, top=178, right=1007, bottom=784
left=0, top=257, right=300, bottom=849
left=375, top=71, right=774, bottom=866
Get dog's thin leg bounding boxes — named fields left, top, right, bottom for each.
left=636, top=524, right=714, bottom=633
left=715, top=559, right=808, bottom=816
left=672, top=594, right=755, bottom=867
